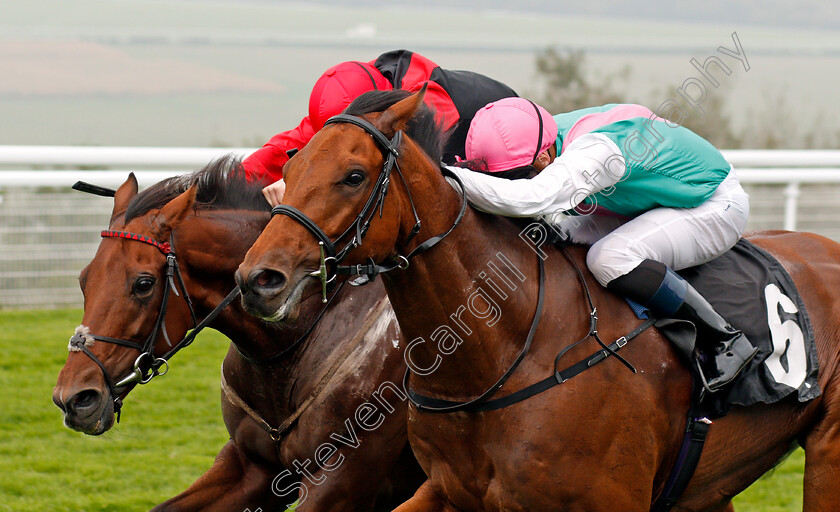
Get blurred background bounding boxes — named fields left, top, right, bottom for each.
left=3, top=0, right=840, bottom=148
left=1, top=0, right=840, bottom=309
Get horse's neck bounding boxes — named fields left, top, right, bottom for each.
left=385, top=167, right=583, bottom=396
left=178, top=211, right=322, bottom=361
left=182, top=210, right=388, bottom=417
left=225, top=274, right=389, bottom=421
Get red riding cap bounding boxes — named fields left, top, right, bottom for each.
left=308, top=61, right=394, bottom=131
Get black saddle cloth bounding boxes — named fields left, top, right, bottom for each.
left=650, top=239, right=820, bottom=417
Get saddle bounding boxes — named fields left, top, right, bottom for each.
left=636, top=239, right=819, bottom=418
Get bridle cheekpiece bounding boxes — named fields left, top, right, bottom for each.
left=271, top=113, right=467, bottom=302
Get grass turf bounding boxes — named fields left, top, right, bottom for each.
left=0, top=309, right=230, bottom=512
left=0, top=308, right=805, bottom=511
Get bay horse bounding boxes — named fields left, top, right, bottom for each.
left=52, top=159, right=425, bottom=511
left=236, top=89, right=840, bottom=511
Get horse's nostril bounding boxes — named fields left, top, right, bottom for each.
left=234, top=268, right=248, bottom=292
left=66, top=389, right=101, bottom=415
left=53, top=392, right=67, bottom=412
left=250, top=269, right=287, bottom=293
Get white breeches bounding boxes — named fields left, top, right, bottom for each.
left=556, top=171, right=750, bottom=287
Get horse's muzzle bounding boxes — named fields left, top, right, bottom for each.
left=54, top=387, right=115, bottom=435
left=237, top=267, right=288, bottom=298
left=236, top=265, right=302, bottom=322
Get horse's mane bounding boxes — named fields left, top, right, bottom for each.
left=124, top=155, right=270, bottom=222
left=344, top=90, right=445, bottom=164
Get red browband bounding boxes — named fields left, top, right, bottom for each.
left=101, top=230, right=172, bottom=254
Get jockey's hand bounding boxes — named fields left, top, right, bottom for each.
left=262, top=179, right=286, bottom=207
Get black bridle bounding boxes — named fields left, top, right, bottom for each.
left=268, top=114, right=648, bottom=414
left=68, top=229, right=240, bottom=422
left=271, top=113, right=467, bottom=301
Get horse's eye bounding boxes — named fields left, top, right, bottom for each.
left=343, top=171, right=366, bottom=187
left=134, top=276, right=156, bottom=294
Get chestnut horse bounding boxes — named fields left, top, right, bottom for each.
left=237, top=90, right=840, bottom=511
left=52, top=160, right=424, bottom=511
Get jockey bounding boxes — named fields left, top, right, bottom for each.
left=243, top=49, right=517, bottom=205
left=446, top=98, right=757, bottom=392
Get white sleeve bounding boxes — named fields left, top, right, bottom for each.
left=445, top=133, right=626, bottom=218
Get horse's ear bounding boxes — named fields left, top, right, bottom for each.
left=376, top=84, right=427, bottom=136
left=111, top=173, right=138, bottom=221
left=155, top=185, right=197, bottom=234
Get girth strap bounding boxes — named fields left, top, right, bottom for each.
left=650, top=390, right=712, bottom=511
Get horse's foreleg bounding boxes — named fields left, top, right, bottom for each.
left=391, top=481, right=458, bottom=512
left=151, top=440, right=285, bottom=512
left=293, top=437, right=423, bottom=512
left=803, top=413, right=840, bottom=512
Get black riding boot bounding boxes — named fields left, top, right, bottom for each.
left=675, top=284, right=759, bottom=392
left=609, top=259, right=758, bottom=393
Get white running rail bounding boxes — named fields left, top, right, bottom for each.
left=1, top=146, right=840, bottom=309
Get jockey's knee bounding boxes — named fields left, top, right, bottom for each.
left=586, top=236, right=644, bottom=288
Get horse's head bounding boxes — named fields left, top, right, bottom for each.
left=237, top=88, right=456, bottom=322
left=53, top=174, right=201, bottom=435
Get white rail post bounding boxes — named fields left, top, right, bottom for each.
left=783, top=181, right=801, bottom=231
